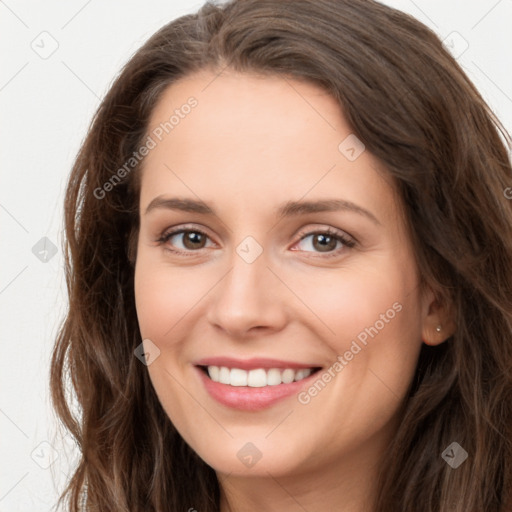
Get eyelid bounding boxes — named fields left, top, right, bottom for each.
left=294, top=224, right=356, bottom=245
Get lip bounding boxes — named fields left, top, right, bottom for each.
left=194, top=363, right=322, bottom=411
left=194, top=356, right=319, bottom=371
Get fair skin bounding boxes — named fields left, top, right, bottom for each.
left=134, top=69, right=454, bottom=511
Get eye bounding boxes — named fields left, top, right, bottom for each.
left=292, top=227, right=356, bottom=257
left=157, top=226, right=215, bottom=256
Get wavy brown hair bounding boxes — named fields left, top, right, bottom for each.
left=50, top=0, right=512, bottom=510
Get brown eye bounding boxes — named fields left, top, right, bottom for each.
left=180, top=231, right=207, bottom=250
left=158, top=227, right=214, bottom=255
left=311, top=233, right=339, bottom=252
left=294, top=228, right=356, bottom=257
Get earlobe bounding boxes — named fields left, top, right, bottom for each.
left=420, top=289, right=456, bottom=346
left=422, top=324, right=448, bottom=346
left=422, top=311, right=456, bottom=346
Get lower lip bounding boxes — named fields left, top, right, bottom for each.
left=195, top=366, right=317, bottom=411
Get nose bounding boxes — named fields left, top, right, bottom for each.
left=206, top=245, right=288, bottom=339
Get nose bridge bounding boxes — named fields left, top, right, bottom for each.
left=206, top=234, right=285, bottom=335
left=221, top=238, right=271, bottom=309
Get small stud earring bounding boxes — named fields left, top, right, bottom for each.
left=436, top=325, right=442, bottom=332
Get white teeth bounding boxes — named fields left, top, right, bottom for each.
left=208, top=365, right=220, bottom=382
left=206, top=366, right=315, bottom=386
left=230, top=368, right=248, bottom=387
left=281, top=369, right=295, bottom=384
left=218, top=366, right=230, bottom=384
left=247, top=368, right=267, bottom=387
left=294, top=368, right=312, bottom=381
left=266, top=368, right=282, bottom=386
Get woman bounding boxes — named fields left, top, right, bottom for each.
left=51, top=0, right=512, bottom=510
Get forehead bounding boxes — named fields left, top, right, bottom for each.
left=140, top=70, right=399, bottom=226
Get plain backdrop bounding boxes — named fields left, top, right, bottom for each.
left=1, top=0, right=511, bottom=510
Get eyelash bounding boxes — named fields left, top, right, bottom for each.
left=156, top=225, right=356, bottom=258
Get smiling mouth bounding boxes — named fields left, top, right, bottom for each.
left=198, top=365, right=322, bottom=387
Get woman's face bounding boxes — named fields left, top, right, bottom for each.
left=134, top=70, right=436, bottom=479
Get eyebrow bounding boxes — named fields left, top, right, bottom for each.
left=144, top=196, right=381, bottom=225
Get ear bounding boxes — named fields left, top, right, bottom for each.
left=420, top=285, right=456, bottom=346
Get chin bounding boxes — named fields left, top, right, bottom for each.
left=188, top=435, right=312, bottom=478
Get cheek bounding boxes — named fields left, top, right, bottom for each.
left=134, top=257, right=210, bottom=341
left=293, top=264, right=417, bottom=339
left=289, top=261, right=424, bottom=384
left=288, top=268, right=423, bottom=450
left=134, top=259, right=201, bottom=430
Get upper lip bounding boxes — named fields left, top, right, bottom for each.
left=194, top=357, right=322, bottom=371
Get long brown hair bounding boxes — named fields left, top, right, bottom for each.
left=50, top=0, right=512, bottom=510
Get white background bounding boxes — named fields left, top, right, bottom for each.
left=1, top=1, right=511, bottom=510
